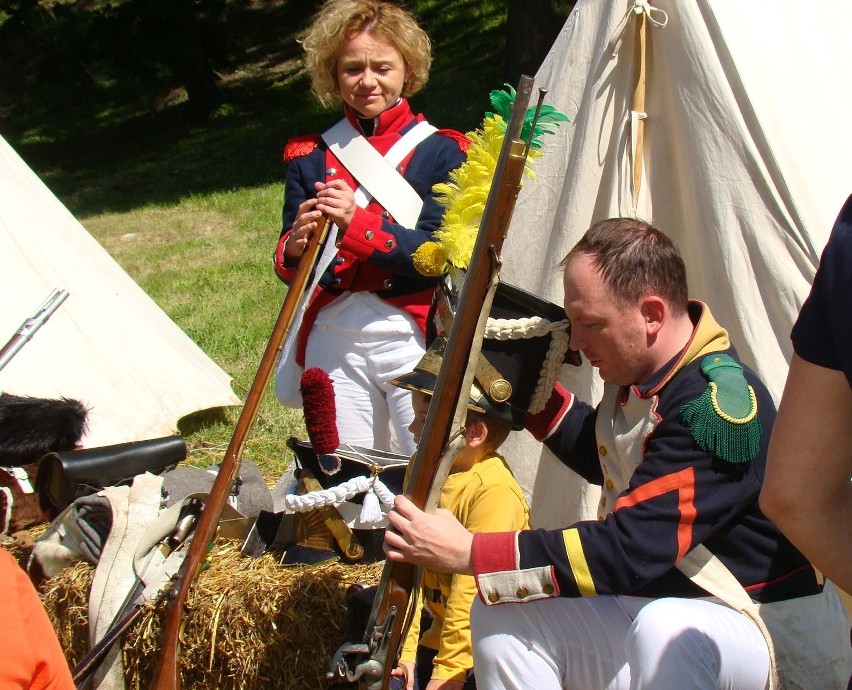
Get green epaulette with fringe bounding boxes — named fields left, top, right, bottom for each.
left=679, top=354, right=762, bottom=464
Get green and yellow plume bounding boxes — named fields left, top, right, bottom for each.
left=412, top=84, right=570, bottom=277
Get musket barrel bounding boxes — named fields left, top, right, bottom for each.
left=0, top=288, right=69, bottom=371
left=149, top=217, right=332, bottom=690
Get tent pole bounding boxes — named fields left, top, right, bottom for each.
left=631, top=10, right=647, bottom=208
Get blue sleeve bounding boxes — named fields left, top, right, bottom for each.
left=791, top=194, right=852, bottom=387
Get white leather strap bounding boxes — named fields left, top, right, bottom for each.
left=677, top=545, right=778, bottom=690
left=322, top=118, right=436, bottom=228
left=677, top=544, right=755, bottom=609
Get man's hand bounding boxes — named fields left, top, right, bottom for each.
left=383, top=495, right=474, bottom=574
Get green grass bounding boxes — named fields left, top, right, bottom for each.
left=81, top=184, right=305, bottom=478
left=0, top=0, right=515, bottom=483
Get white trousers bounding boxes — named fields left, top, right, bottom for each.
left=470, top=595, right=771, bottom=690
left=307, top=292, right=425, bottom=455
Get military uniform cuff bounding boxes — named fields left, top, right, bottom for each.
left=525, top=382, right=573, bottom=440
left=476, top=566, right=559, bottom=605
left=337, top=209, right=395, bottom=260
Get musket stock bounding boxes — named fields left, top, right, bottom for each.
left=149, top=216, right=332, bottom=690
left=328, top=75, right=539, bottom=690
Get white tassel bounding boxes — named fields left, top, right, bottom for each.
left=358, top=479, right=384, bottom=525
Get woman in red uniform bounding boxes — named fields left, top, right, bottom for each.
left=273, top=0, right=467, bottom=455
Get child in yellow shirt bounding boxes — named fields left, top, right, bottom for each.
left=392, top=386, right=529, bottom=690
left=388, top=281, right=576, bottom=690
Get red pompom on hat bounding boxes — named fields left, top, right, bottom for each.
left=300, top=367, right=339, bottom=455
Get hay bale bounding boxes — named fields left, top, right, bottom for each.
left=5, top=534, right=383, bottom=689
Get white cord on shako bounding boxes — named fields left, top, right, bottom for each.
left=282, top=442, right=402, bottom=525
left=282, top=474, right=395, bottom=525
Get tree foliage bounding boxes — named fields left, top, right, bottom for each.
left=505, top=0, right=574, bottom=84
left=0, top=0, right=572, bottom=207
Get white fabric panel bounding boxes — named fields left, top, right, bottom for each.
left=0, top=135, right=240, bottom=447
left=499, top=0, right=852, bottom=528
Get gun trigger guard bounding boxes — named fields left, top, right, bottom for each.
left=326, top=606, right=398, bottom=688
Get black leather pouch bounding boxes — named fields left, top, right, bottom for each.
left=36, top=435, right=188, bottom=517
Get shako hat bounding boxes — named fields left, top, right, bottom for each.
left=391, top=278, right=580, bottom=430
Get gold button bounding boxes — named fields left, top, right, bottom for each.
left=598, top=515, right=605, bottom=521
left=487, top=591, right=499, bottom=603
left=385, top=239, right=395, bottom=249
left=600, top=496, right=607, bottom=507
left=599, top=446, right=608, bottom=456
left=489, top=379, right=512, bottom=403
left=605, top=479, right=613, bottom=490
left=543, top=584, right=554, bottom=595
left=365, top=231, right=374, bottom=240
left=516, top=587, right=528, bottom=599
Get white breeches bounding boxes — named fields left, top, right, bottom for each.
left=307, top=292, right=425, bottom=456
left=470, top=595, right=771, bottom=690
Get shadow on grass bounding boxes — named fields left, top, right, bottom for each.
left=178, top=406, right=235, bottom=438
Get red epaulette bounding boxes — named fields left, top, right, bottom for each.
left=283, top=134, right=322, bottom=163
left=436, top=129, right=472, bottom=153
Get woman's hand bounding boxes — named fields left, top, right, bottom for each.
left=315, top=178, right=356, bottom=230
left=284, top=197, right=324, bottom=261
left=384, top=495, right=474, bottom=574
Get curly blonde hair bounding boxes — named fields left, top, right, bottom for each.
left=302, top=0, right=432, bottom=108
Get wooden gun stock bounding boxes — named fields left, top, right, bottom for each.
left=149, top=217, right=332, bottom=690
left=328, top=75, right=538, bottom=690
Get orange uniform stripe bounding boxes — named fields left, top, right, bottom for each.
left=613, top=467, right=697, bottom=561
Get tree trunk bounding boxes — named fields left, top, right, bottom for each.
left=505, top=0, right=569, bottom=84
left=150, top=0, right=222, bottom=117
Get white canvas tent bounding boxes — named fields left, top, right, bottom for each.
left=0, top=134, right=241, bottom=448
left=500, top=0, right=852, bottom=528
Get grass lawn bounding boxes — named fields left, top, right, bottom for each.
left=81, top=184, right=306, bottom=479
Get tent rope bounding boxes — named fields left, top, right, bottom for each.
left=607, top=0, right=668, bottom=57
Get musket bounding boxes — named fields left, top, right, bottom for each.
left=328, top=75, right=540, bottom=690
left=149, top=215, right=333, bottom=690
left=0, top=288, right=69, bottom=371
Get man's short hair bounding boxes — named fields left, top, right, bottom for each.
left=561, top=218, right=689, bottom=315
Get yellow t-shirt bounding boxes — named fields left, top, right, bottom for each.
left=399, top=453, right=530, bottom=682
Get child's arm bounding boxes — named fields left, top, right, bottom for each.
left=394, top=586, right=425, bottom=690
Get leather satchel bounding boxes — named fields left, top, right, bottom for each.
left=36, top=435, right=188, bottom=518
